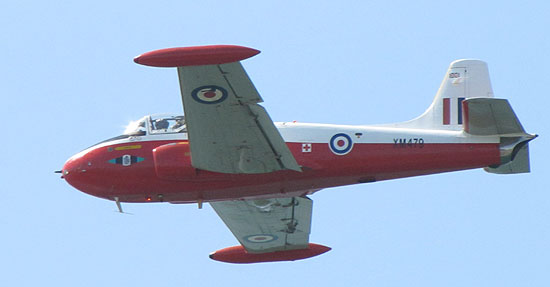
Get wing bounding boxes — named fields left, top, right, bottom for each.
left=134, top=45, right=301, bottom=174
left=210, top=196, right=313, bottom=253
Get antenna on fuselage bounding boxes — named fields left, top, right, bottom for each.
left=114, top=197, right=123, bottom=213
left=114, top=197, right=132, bottom=214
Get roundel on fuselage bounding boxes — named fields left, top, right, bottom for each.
left=329, top=133, right=353, bottom=155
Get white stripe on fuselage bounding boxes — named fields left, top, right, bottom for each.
left=77, top=122, right=499, bottom=159
left=275, top=122, right=499, bottom=144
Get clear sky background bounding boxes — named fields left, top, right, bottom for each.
left=1, top=1, right=548, bottom=286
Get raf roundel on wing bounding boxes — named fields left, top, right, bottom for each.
left=191, top=85, right=228, bottom=104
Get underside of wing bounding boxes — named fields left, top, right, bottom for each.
left=210, top=197, right=313, bottom=253
left=135, top=45, right=301, bottom=174
left=178, top=62, right=301, bottom=174
left=209, top=196, right=330, bottom=263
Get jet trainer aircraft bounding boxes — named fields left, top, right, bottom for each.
left=60, top=45, right=536, bottom=263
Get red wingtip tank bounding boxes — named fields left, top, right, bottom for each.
left=209, top=243, right=331, bottom=264
left=133, top=45, right=260, bottom=67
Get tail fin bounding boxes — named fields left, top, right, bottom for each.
left=394, top=59, right=537, bottom=174
left=398, top=59, right=494, bottom=130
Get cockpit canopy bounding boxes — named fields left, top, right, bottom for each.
left=124, top=114, right=186, bottom=136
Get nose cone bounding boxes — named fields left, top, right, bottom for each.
left=61, top=147, right=110, bottom=199
left=62, top=145, right=123, bottom=200
left=62, top=152, right=90, bottom=191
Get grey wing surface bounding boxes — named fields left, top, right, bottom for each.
left=177, top=62, right=301, bottom=174
left=210, top=196, right=313, bottom=253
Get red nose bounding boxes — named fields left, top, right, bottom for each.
left=61, top=148, right=117, bottom=200
left=62, top=154, right=89, bottom=190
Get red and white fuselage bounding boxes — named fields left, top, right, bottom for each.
left=62, top=120, right=501, bottom=203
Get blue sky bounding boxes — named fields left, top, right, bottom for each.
left=1, top=1, right=548, bottom=286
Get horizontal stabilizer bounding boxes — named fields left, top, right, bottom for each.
left=463, top=98, right=537, bottom=174
left=463, top=98, right=525, bottom=136
left=485, top=142, right=532, bottom=174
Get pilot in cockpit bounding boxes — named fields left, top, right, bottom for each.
left=172, top=116, right=185, bottom=130
left=153, top=119, right=169, bottom=130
